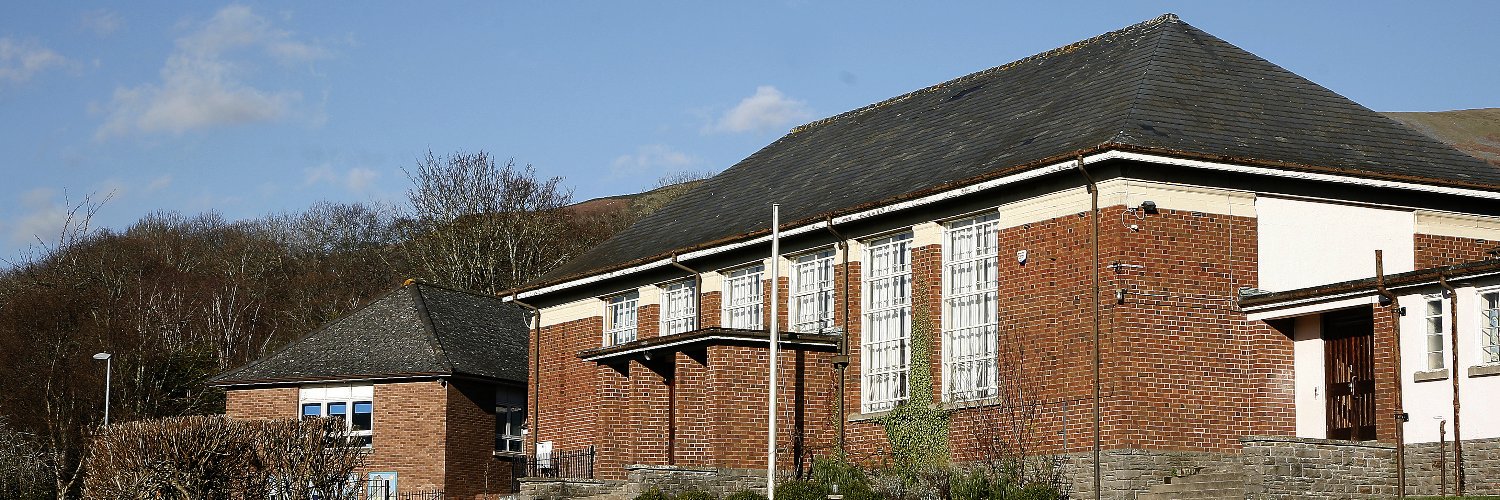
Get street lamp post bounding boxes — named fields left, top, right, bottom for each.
left=93, top=352, right=112, bottom=426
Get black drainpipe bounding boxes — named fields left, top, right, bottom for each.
left=824, top=215, right=851, bottom=456
left=1075, top=156, right=1102, bottom=500
left=510, top=292, right=543, bottom=458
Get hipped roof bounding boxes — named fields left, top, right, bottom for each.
left=534, top=14, right=1498, bottom=289
left=214, top=282, right=529, bottom=386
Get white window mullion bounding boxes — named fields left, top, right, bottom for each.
left=862, top=233, right=912, bottom=413
left=1425, top=297, right=1445, bottom=370
left=723, top=265, right=764, bottom=330
left=792, top=249, right=836, bottom=333
left=661, top=280, right=697, bottom=335
left=604, top=292, right=639, bottom=346
left=1481, top=290, right=1500, bottom=365
left=942, top=214, right=999, bottom=402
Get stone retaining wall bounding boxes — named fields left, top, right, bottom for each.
left=1242, top=436, right=1397, bottom=499
left=1056, top=449, right=1243, bottom=500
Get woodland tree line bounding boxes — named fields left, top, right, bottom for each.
left=0, top=151, right=704, bottom=498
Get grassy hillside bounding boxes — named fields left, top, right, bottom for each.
left=1386, top=108, right=1500, bottom=166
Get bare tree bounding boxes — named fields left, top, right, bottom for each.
left=401, top=150, right=575, bottom=293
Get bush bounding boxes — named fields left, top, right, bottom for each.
left=675, top=490, right=716, bottom=500
left=634, top=488, right=670, bottom=500
left=810, top=456, right=879, bottom=500
left=723, top=490, right=767, bottom=500
left=82, top=416, right=365, bottom=500
left=774, top=480, right=829, bottom=500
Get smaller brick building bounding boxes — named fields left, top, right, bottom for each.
left=214, top=281, right=530, bottom=499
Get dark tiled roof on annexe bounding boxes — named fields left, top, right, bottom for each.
left=213, top=282, right=530, bottom=386
left=536, top=14, right=1499, bottom=286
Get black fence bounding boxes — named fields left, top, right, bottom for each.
left=520, top=445, right=596, bottom=479
left=310, top=479, right=442, bottom=500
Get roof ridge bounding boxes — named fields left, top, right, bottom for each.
left=406, top=284, right=455, bottom=374
left=789, top=13, right=1182, bottom=136
left=213, top=286, right=409, bottom=384
left=405, top=279, right=509, bottom=302
left=1109, top=13, right=1176, bottom=147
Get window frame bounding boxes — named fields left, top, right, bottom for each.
left=1479, top=287, right=1500, bottom=366
left=660, top=279, right=698, bottom=336
left=790, top=248, right=837, bottom=333
left=941, top=213, right=1000, bottom=402
left=495, top=390, right=526, bottom=454
left=603, top=291, right=640, bottom=346
left=861, top=231, right=913, bottom=413
left=1423, top=295, right=1446, bottom=371
left=722, top=264, right=765, bottom=330
left=300, top=399, right=374, bottom=448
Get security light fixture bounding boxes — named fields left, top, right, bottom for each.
left=1140, top=201, right=1159, bottom=214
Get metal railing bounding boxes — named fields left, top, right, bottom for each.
left=520, top=445, right=595, bottom=479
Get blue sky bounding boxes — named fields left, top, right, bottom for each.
left=2, top=1, right=1496, bottom=262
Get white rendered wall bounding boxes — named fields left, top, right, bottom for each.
left=1292, top=314, right=1327, bottom=439
left=1257, top=197, right=1414, bottom=292
left=1398, top=284, right=1500, bottom=443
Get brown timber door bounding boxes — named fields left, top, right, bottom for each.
left=1323, top=307, right=1377, bottom=440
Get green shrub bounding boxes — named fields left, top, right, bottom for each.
left=634, top=488, right=670, bottom=500
left=674, top=490, right=716, bottom=500
left=810, top=456, right=878, bottom=500
left=774, top=480, right=829, bottom=500
left=722, top=490, right=767, bottom=500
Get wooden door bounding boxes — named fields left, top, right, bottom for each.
left=1323, top=307, right=1376, bottom=440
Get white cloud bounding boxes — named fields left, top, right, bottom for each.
left=145, top=175, right=173, bottom=193
left=706, top=86, right=814, bottom=134
left=82, top=9, right=123, bottom=37
left=7, top=188, right=69, bottom=247
left=96, top=5, right=330, bottom=139
left=303, top=164, right=380, bottom=193
left=0, top=37, right=70, bottom=88
left=611, top=144, right=700, bottom=177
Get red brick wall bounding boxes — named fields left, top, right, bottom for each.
left=368, top=380, right=448, bottom=492
left=532, top=203, right=1317, bottom=475
left=1414, top=233, right=1494, bottom=268
left=532, top=316, right=602, bottom=460
left=443, top=380, right=512, bottom=499
left=224, top=386, right=297, bottom=419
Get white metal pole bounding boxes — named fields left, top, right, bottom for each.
left=103, top=356, right=111, bottom=426
left=767, top=203, right=780, bottom=500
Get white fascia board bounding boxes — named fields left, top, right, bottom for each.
left=1100, top=151, right=1500, bottom=201
left=1244, top=294, right=1378, bottom=321
left=521, top=150, right=1500, bottom=299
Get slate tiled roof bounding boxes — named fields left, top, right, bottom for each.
left=213, top=282, right=529, bottom=386
left=535, top=14, right=1500, bottom=286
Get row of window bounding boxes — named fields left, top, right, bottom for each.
left=1421, top=291, right=1500, bottom=371
left=298, top=388, right=528, bottom=453
left=599, top=213, right=1002, bottom=412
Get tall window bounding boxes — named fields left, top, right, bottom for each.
left=496, top=391, right=526, bottom=453
left=661, top=280, right=697, bottom=335
left=863, top=232, right=912, bottom=412
left=604, top=292, right=639, bottom=346
left=792, top=249, right=836, bottom=333
left=1425, top=297, right=1445, bottom=370
left=943, top=213, right=999, bottom=401
left=723, top=265, right=764, bottom=329
left=1482, top=290, right=1500, bottom=365
left=300, top=384, right=374, bottom=447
